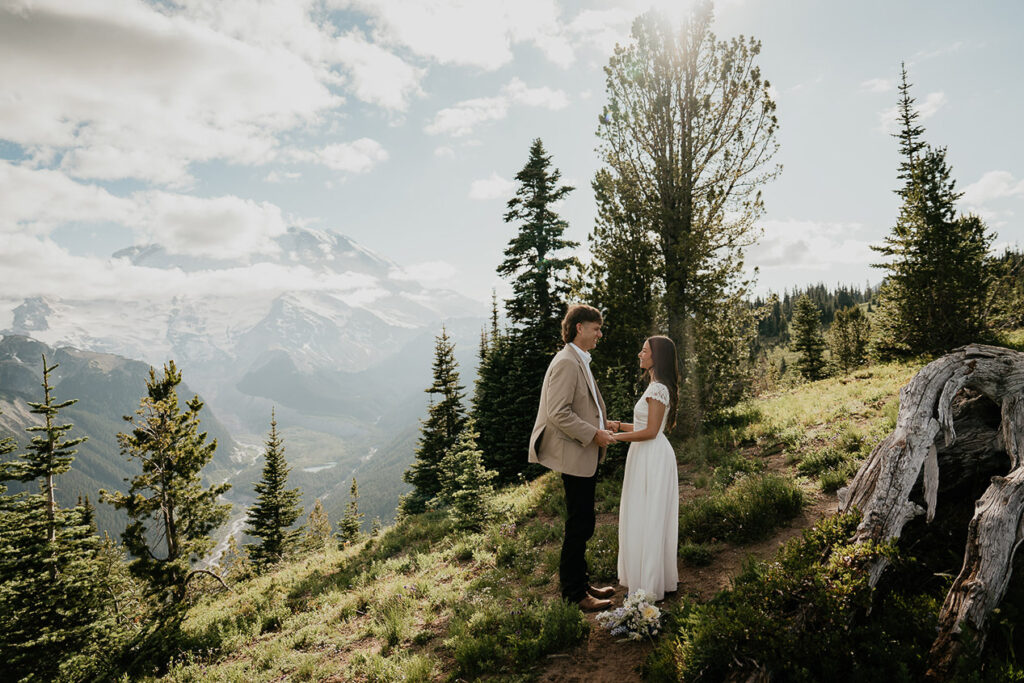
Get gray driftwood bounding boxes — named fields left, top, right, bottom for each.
left=836, top=344, right=1024, bottom=681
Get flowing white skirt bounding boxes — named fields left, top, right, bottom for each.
left=617, top=432, right=679, bottom=601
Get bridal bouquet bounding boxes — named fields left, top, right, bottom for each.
left=595, top=590, right=662, bottom=641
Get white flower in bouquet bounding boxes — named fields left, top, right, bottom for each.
left=595, top=590, right=662, bottom=641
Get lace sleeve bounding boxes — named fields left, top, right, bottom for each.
left=645, top=382, right=671, bottom=407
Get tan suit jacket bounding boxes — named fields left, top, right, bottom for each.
left=528, top=345, right=607, bottom=478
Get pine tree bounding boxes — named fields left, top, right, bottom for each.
left=871, top=64, right=993, bottom=357
left=403, top=327, right=467, bottom=512
left=474, top=295, right=525, bottom=485
left=435, top=420, right=497, bottom=531
left=487, top=138, right=578, bottom=480
left=0, top=378, right=117, bottom=682
left=245, top=410, right=303, bottom=569
left=828, top=305, right=870, bottom=375
left=337, top=478, right=363, bottom=545
left=371, top=517, right=382, bottom=537
left=101, top=361, right=232, bottom=603
left=303, top=498, right=332, bottom=551
left=791, top=295, right=827, bottom=380
left=584, top=168, right=661, bottom=424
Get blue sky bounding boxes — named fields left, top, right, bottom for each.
left=1, top=0, right=1022, bottom=310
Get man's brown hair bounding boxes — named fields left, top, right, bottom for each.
left=561, top=304, right=603, bottom=344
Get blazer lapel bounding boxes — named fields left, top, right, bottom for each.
left=569, top=345, right=601, bottom=411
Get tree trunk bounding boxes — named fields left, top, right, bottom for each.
left=836, top=344, right=1024, bottom=680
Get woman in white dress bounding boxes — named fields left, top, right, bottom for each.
left=610, top=335, right=680, bottom=601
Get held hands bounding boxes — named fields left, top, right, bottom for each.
left=594, top=429, right=616, bottom=447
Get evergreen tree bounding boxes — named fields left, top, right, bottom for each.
left=303, top=499, right=332, bottom=551
left=402, top=327, right=467, bottom=512
left=596, top=5, right=780, bottom=430
left=584, top=168, right=661, bottom=424
left=871, top=64, right=993, bottom=357
left=791, top=295, right=827, bottom=380
left=371, top=517, right=382, bottom=537
left=101, top=361, right=232, bottom=604
left=245, top=410, right=303, bottom=569
left=337, top=478, right=363, bottom=545
left=0, top=380, right=117, bottom=682
left=474, top=296, right=524, bottom=485
left=828, top=305, right=870, bottom=375
left=487, top=139, right=578, bottom=480
left=434, top=420, right=497, bottom=531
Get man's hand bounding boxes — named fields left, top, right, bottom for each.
left=593, top=429, right=615, bottom=447
left=607, top=420, right=620, bottom=433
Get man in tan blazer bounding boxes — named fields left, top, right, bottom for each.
left=529, top=304, right=619, bottom=611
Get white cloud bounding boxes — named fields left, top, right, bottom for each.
left=293, top=138, right=390, bottom=173
left=962, top=171, right=1024, bottom=205
left=877, top=91, right=946, bottom=132
left=425, top=96, right=509, bottom=137
left=265, top=170, right=302, bottom=183
left=469, top=172, right=516, bottom=201
left=861, top=77, right=895, bottom=93
left=566, top=8, right=633, bottom=55
left=342, top=0, right=572, bottom=70
left=389, top=260, right=458, bottom=285
left=0, top=1, right=421, bottom=188
left=0, top=161, right=288, bottom=259
left=434, top=146, right=456, bottom=159
left=749, top=219, right=875, bottom=270
left=425, top=78, right=569, bottom=137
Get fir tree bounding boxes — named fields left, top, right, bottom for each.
left=402, top=327, right=467, bottom=512
left=0, top=381, right=116, bottom=682
left=101, top=361, right=232, bottom=604
left=791, top=295, right=827, bottom=380
left=584, top=168, right=661, bottom=424
left=303, top=498, right=332, bottom=551
left=245, top=410, right=303, bottom=569
left=828, top=305, right=870, bottom=375
left=474, top=296, right=524, bottom=485
left=487, top=139, right=578, bottom=481
left=434, top=420, right=497, bottom=531
left=337, top=478, right=363, bottom=545
left=371, top=516, right=382, bottom=537
left=871, top=64, right=993, bottom=357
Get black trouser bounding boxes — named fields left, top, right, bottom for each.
left=560, top=472, right=597, bottom=602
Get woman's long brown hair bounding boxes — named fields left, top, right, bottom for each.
left=646, top=335, right=679, bottom=431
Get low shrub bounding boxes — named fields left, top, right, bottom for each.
left=679, top=543, right=714, bottom=567
left=678, top=474, right=805, bottom=545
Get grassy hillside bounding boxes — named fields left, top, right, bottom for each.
left=101, top=358, right=941, bottom=682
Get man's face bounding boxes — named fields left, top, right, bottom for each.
left=575, top=320, right=603, bottom=352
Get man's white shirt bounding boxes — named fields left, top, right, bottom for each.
left=569, top=343, right=605, bottom=430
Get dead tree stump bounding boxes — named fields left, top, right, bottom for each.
left=837, top=344, right=1024, bottom=681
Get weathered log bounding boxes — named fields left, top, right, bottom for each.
left=836, top=344, right=1024, bottom=680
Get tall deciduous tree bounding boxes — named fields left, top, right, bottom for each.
left=595, top=4, right=780, bottom=431
left=245, top=410, right=303, bottom=569
left=871, top=64, right=993, bottom=357
left=402, top=327, right=467, bottom=513
left=101, top=362, right=231, bottom=603
left=791, top=295, right=827, bottom=380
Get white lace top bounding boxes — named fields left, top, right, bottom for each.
left=633, top=381, right=671, bottom=432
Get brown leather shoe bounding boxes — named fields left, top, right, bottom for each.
left=587, top=585, right=615, bottom=599
left=577, top=595, right=612, bottom=612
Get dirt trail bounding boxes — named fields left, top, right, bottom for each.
left=537, top=458, right=838, bottom=682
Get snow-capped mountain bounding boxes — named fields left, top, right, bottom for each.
left=2, top=227, right=488, bottom=526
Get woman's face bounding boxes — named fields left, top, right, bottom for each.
left=638, top=340, right=653, bottom=370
